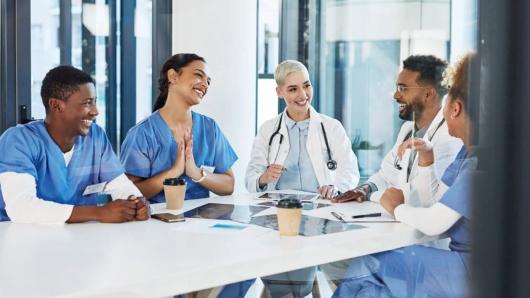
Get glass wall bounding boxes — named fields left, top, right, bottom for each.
left=24, top=0, right=154, bottom=149
left=30, top=0, right=61, bottom=120
left=315, top=0, right=451, bottom=180
left=256, top=0, right=281, bottom=129
left=135, top=0, right=152, bottom=123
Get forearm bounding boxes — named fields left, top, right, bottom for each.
left=1, top=172, right=73, bottom=224
left=394, top=203, right=461, bottom=236
left=198, top=172, right=235, bottom=196
left=129, top=168, right=179, bottom=200
left=67, top=205, right=102, bottom=223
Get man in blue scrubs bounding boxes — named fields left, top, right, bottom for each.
left=0, top=65, right=148, bottom=224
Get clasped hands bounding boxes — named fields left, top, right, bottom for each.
left=99, top=195, right=150, bottom=223
left=170, top=129, right=203, bottom=181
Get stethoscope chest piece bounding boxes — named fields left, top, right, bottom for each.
left=327, top=159, right=337, bottom=171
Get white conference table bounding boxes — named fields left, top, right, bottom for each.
left=0, top=191, right=437, bottom=297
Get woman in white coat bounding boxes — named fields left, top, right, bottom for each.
left=246, top=60, right=359, bottom=198
left=245, top=60, right=359, bottom=298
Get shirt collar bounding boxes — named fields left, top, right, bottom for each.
left=284, top=113, right=310, bottom=130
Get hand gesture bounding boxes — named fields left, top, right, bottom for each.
left=98, top=199, right=138, bottom=223
left=318, top=185, right=338, bottom=200
left=331, top=189, right=365, bottom=203
left=380, top=187, right=404, bottom=216
left=170, top=138, right=186, bottom=177
left=258, top=164, right=285, bottom=187
left=183, top=129, right=201, bottom=180
left=397, top=138, right=434, bottom=167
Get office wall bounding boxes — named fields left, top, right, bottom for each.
left=172, top=0, right=257, bottom=194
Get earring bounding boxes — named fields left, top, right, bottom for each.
left=450, top=115, right=455, bottom=120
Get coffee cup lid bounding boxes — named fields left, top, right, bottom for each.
left=276, top=198, right=302, bottom=209
left=163, top=177, right=186, bottom=186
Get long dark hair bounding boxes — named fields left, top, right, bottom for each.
left=153, top=53, right=206, bottom=111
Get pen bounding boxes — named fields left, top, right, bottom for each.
left=331, top=211, right=345, bottom=222
left=266, top=165, right=288, bottom=172
left=352, top=212, right=381, bottom=219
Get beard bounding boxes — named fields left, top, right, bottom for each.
left=398, top=97, right=424, bottom=121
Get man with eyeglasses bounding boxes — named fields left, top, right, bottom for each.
left=332, top=55, right=461, bottom=206
left=320, top=55, right=463, bottom=284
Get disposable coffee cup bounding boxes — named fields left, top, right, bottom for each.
left=163, top=177, right=186, bottom=210
left=276, top=198, right=303, bottom=236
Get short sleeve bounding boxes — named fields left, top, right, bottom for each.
left=211, top=122, right=238, bottom=174
left=94, top=126, right=125, bottom=182
left=0, top=127, right=39, bottom=178
left=440, top=166, right=474, bottom=219
left=120, top=127, right=152, bottom=178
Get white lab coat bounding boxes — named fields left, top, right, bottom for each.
left=245, top=106, right=360, bottom=193
left=367, top=108, right=463, bottom=207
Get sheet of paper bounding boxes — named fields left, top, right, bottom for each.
left=305, top=201, right=397, bottom=222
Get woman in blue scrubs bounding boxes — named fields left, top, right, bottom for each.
left=333, top=53, right=477, bottom=297
left=120, top=53, right=237, bottom=203
left=120, top=53, right=252, bottom=297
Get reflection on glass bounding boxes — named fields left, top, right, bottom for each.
left=250, top=214, right=365, bottom=236
left=135, top=0, right=153, bottom=122
left=317, top=0, right=451, bottom=179
left=31, top=0, right=61, bottom=120
left=71, top=0, right=110, bottom=130
left=257, top=0, right=281, bottom=128
left=257, top=0, right=280, bottom=74
left=184, top=203, right=269, bottom=223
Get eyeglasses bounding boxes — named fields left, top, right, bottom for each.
left=395, top=85, right=429, bottom=93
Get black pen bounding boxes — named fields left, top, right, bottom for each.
left=352, top=212, right=381, bottom=219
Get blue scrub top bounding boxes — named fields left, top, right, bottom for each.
left=0, top=121, right=124, bottom=221
left=120, top=111, right=238, bottom=203
left=439, top=146, right=477, bottom=266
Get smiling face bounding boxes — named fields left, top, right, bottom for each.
left=393, top=70, right=428, bottom=121
left=276, top=71, right=313, bottom=117
left=53, top=83, right=98, bottom=137
left=170, top=60, right=210, bottom=106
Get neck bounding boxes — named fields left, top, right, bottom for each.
left=44, top=118, right=76, bottom=153
left=286, top=108, right=310, bottom=122
left=460, top=120, right=473, bottom=152
left=415, top=105, right=440, bottom=130
left=159, top=92, right=192, bottom=126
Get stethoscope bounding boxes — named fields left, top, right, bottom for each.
left=393, top=118, right=446, bottom=180
left=267, top=113, right=337, bottom=171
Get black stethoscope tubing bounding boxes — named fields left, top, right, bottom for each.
left=393, top=118, right=446, bottom=173
left=268, top=113, right=337, bottom=171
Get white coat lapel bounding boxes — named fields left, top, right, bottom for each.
left=306, top=107, right=328, bottom=187
left=408, top=108, right=444, bottom=180
left=269, top=111, right=290, bottom=166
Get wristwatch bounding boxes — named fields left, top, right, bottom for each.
left=191, top=169, right=208, bottom=183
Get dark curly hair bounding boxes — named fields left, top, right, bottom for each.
left=40, top=65, right=95, bottom=114
left=403, top=55, right=448, bottom=99
left=445, top=53, right=475, bottom=105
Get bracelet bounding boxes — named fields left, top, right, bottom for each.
left=191, top=169, right=207, bottom=183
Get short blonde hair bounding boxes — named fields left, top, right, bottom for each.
left=274, top=60, right=309, bottom=86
